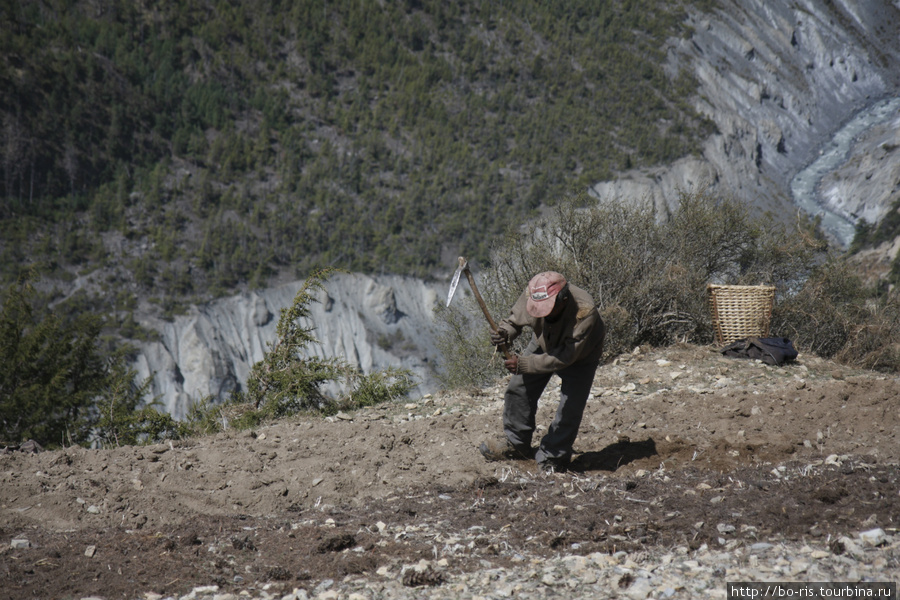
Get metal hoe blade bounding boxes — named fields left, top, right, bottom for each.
left=445, top=256, right=511, bottom=359
left=446, top=257, right=467, bottom=307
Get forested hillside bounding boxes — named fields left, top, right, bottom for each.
left=1, top=0, right=715, bottom=321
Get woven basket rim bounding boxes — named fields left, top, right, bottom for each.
left=707, top=283, right=775, bottom=290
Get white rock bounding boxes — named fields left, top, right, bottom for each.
left=562, top=555, right=588, bottom=571
left=790, top=560, right=810, bottom=575
left=625, top=577, right=654, bottom=600
left=859, top=528, right=886, bottom=546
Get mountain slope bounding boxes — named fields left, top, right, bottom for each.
left=1, top=0, right=715, bottom=311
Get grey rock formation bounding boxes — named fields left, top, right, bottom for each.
left=592, top=0, right=900, bottom=243
left=134, top=273, right=444, bottom=419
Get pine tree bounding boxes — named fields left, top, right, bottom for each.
left=0, top=276, right=106, bottom=446
left=246, top=268, right=349, bottom=415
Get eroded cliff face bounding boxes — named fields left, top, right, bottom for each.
left=592, top=0, right=900, bottom=234
left=134, top=274, right=445, bottom=419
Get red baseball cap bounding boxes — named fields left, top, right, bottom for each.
left=526, top=271, right=567, bottom=318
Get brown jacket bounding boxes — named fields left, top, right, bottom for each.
left=497, top=284, right=606, bottom=374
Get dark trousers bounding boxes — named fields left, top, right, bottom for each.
left=502, top=347, right=599, bottom=465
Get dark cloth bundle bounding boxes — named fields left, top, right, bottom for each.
left=720, top=336, right=798, bottom=366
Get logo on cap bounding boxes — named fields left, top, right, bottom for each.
left=530, top=287, right=550, bottom=301
left=525, top=271, right=567, bottom=318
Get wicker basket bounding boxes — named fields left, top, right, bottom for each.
left=708, top=284, right=776, bottom=345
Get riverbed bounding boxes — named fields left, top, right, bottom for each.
left=790, top=96, right=900, bottom=248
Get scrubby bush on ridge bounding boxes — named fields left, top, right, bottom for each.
left=771, top=259, right=900, bottom=372
left=434, top=189, right=900, bottom=389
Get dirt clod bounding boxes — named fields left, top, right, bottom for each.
left=402, top=568, right=445, bottom=587
left=316, top=533, right=356, bottom=553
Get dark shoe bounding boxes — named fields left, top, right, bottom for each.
left=479, top=438, right=532, bottom=462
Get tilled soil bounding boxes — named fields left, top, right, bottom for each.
left=1, top=344, right=899, bottom=599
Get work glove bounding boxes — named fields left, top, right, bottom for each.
left=490, top=328, right=508, bottom=347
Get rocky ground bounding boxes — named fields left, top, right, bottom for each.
left=2, top=343, right=899, bottom=599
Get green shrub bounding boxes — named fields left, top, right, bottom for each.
left=244, top=269, right=356, bottom=416
left=772, top=259, right=900, bottom=371
left=180, top=395, right=226, bottom=436
left=0, top=274, right=181, bottom=448
left=432, top=300, right=513, bottom=390
left=336, top=367, right=417, bottom=413
left=91, top=352, right=183, bottom=447
left=0, top=276, right=107, bottom=446
left=850, top=198, right=900, bottom=253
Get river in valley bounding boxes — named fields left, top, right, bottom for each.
left=790, top=96, right=900, bottom=249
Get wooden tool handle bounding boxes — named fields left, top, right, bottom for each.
left=463, top=268, right=512, bottom=360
